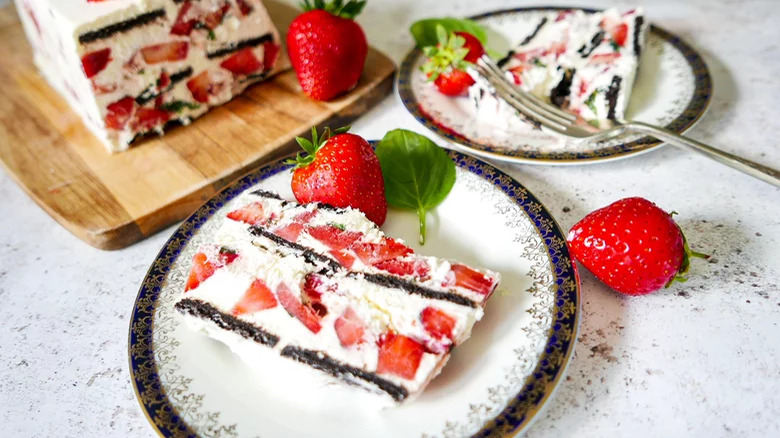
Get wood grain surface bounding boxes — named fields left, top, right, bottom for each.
left=0, top=2, right=396, bottom=250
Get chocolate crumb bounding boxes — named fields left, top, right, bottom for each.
left=590, top=343, right=617, bottom=362
left=563, top=206, right=571, bottom=213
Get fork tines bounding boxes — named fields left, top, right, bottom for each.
left=473, top=54, right=580, bottom=135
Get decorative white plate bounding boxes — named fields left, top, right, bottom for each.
left=397, top=7, right=713, bottom=165
left=129, top=146, right=580, bottom=437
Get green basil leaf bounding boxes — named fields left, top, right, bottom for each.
left=410, top=17, right=488, bottom=49
left=376, top=129, right=456, bottom=244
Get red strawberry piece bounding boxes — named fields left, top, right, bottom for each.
left=373, top=258, right=430, bottom=278
left=187, top=70, right=213, bottom=104
left=301, top=273, right=335, bottom=318
left=81, top=48, right=112, bottom=79
left=449, top=264, right=496, bottom=296
left=334, top=307, right=365, bottom=347
left=232, top=278, right=278, bottom=315
left=183, top=247, right=237, bottom=292
left=514, top=48, right=546, bottom=62
left=548, top=40, right=568, bottom=58
left=420, top=307, right=456, bottom=341
left=588, top=52, right=621, bottom=65
left=217, top=247, right=239, bottom=264
left=301, top=276, right=328, bottom=318
left=277, top=283, right=322, bottom=333
left=202, top=3, right=230, bottom=29
left=306, top=225, right=363, bottom=250
left=104, top=96, right=135, bottom=130
left=273, top=223, right=302, bottom=241
left=287, top=2, right=368, bottom=101
left=376, top=333, right=425, bottom=380
left=92, top=81, right=118, bottom=95
left=555, top=9, right=574, bottom=22
left=329, top=249, right=357, bottom=269
left=262, top=41, right=281, bottom=71
left=236, top=0, right=253, bottom=15
left=432, top=69, right=475, bottom=96
left=141, top=41, right=189, bottom=65
left=171, top=1, right=228, bottom=35
left=220, top=47, right=263, bottom=76
left=455, top=31, right=485, bottom=63
left=226, top=202, right=267, bottom=225
left=158, top=71, right=171, bottom=90
left=509, top=65, right=525, bottom=85
left=352, top=237, right=413, bottom=265
left=291, top=128, right=387, bottom=225
left=301, top=272, right=329, bottom=300
left=185, top=252, right=215, bottom=291
left=272, top=210, right=317, bottom=241
left=578, top=79, right=589, bottom=97
left=567, top=197, right=707, bottom=296
left=611, top=23, right=628, bottom=47
left=131, top=107, right=171, bottom=131
left=170, top=1, right=196, bottom=36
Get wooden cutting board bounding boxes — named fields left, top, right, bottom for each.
left=0, top=2, right=395, bottom=250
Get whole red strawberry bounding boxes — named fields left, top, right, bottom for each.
left=567, top=197, right=707, bottom=295
left=290, top=126, right=387, bottom=225
left=287, top=0, right=368, bottom=101
left=421, top=27, right=485, bottom=96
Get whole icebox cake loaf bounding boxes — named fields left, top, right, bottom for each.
left=174, top=190, right=501, bottom=406
left=470, top=8, right=647, bottom=126
left=15, top=0, right=281, bottom=153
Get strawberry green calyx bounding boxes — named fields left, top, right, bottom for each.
left=420, top=24, right=471, bottom=81
left=300, top=0, right=366, bottom=19
left=665, top=223, right=710, bottom=288
left=289, top=126, right=351, bottom=169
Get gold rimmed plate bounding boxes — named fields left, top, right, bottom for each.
left=129, top=144, right=580, bottom=437
left=397, top=7, right=712, bottom=165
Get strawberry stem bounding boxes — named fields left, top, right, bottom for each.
left=665, top=224, right=709, bottom=288
left=287, top=125, right=351, bottom=169
left=420, top=25, right=472, bottom=82
left=300, top=0, right=366, bottom=19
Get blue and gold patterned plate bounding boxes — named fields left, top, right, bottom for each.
left=398, top=7, right=712, bottom=165
left=129, top=145, right=580, bottom=437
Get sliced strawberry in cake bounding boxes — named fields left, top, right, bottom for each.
left=232, top=278, right=278, bottom=316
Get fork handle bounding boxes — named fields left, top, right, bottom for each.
left=626, top=121, right=780, bottom=187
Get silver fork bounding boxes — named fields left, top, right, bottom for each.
left=473, top=54, right=780, bottom=187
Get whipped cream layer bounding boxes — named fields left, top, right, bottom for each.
left=14, top=0, right=280, bottom=152
left=175, top=191, right=500, bottom=406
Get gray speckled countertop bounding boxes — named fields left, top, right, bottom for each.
left=1, top=0, right=779, bottom=437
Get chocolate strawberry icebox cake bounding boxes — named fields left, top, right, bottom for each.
left=470, top=8, right=647, bottom=126
left=174, top=189, right=500, bottom=406
left=15, top=0, right=281, bottom=153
